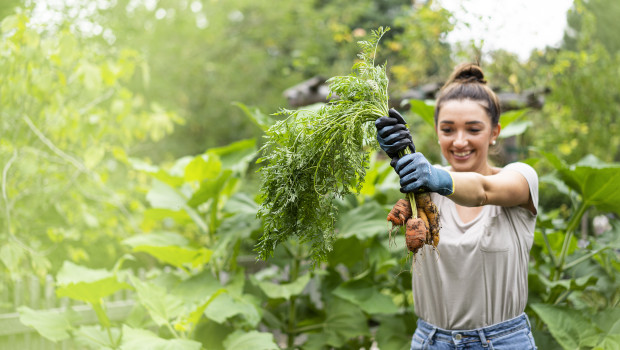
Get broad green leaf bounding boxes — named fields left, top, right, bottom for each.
left=222, top=330, right=279, bottom=350
left=123, top=231, right=189, bottom=247
left=592, top=308, right=620, bottom=344
left=1, top=241, right=26, bottom=275
left=594, top=334, right=620, bottom=350
left=234, top=102, right=275, bottom=131
left=142, top=208, right=192, bottom=230
left=499, top=108, right=529, bottom=127
left=204, top=293, right=261, bottom=327
left=187, top=170, right=235, bottom=207
left=321, top=297, right=370, bottom=348
left=327, top=236, right=365, bottom=267
left=55, top=261, right=131, bottom=303
left=170, top=269, right=224, bottom=303
left=146, top=179, right=187, bottom=210
left=359, top=156, right=395, bottom=196
left=188, top=177, right=228, bottom=208
left=144, top=180, right=207, bottom=232
left=408, top=99, right=435, bottom=127
left=251, top=272, right=311, bottom=301
left=541, top=152, right=620, bottom=214
left=332, top=278, right=398, bottom=315
left=195, top=320, right=234, bottom=350
left=18, top=306, right=76, bottom=342
left=498, top=120, right=532, bottom=138
left=530, top=303, right=598, bottom=349
left=179, top=289, right=226, bottom=332
left=130, top=158, right=184, bottom=187
left=129, top=275, right=185, bottom=327
left=74, top=325, right=121, bottom=349
left=123, top=232, right=212, bottom=269
left=119, top=325, right=202, bottom=350
left=374, top=314, right=416, bottom=350
left=208, top=138, right=257, bottom=173
left=534, top=230, right=578, bottom=258
left=336, top=201, right=389, bottom=240
left=135, top=246, right=211, bottom=269
left=184, top=153, right=222, bottom=182
left=222, top=192, right=258, bottom=215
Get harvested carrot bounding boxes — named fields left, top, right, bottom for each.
left=387, top=199, right=413, bottom=226
left=405, top=217, right=427, bottom=253
left=415, top=193, right=441, bottom=248
left=416, top=206, right=431, bottom=243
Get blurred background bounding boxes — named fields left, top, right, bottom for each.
left=1, top=0, right=619, bottom=349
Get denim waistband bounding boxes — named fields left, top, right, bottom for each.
left=416, top=313, right=532, bottom=345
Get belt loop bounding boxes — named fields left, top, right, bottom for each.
left=524, top=313, right=532, bottom=329
left=478, top=329, right=489, bottom=348
left=427, top=327, right=437, bottom=345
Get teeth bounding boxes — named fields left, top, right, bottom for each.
left=454, top=151, right=471, bottom=157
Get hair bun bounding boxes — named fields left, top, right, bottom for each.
left=452, top=63, right=486, bottom=84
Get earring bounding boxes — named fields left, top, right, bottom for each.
left=491, top=140, right=496, bottom=146
left=437, top=140, right=440, bottom=144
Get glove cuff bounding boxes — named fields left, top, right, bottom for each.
left=436, top=168, right=454, bottom=196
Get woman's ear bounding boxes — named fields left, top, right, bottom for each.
left=491, top=123, right=501, bottom=143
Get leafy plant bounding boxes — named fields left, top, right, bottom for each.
left=257, top=27, right=391, bottom=263
left=527, top=153, right=620, bottom=349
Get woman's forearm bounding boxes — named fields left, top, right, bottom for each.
left=446, top=170, right=531, bottom=209
left=448, top=172, right=489, bottom=207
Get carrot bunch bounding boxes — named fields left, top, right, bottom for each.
left=388, top=192, right=440, bottom=254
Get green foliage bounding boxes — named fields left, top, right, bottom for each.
left=388, top=2, right=454, bottom=89
left=82, top=0, right=412, bottom=159
left=257, top=27, right=391, bottom=263
left=4, top=3, right=620, bottom=350
left=0, top=12, right=180, bottom=279
left=527, top=154, right=620, bottom=349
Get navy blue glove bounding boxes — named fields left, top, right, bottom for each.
left=394, top=153, right=454, bottom=196
left=375, top=109, right=415, bottom=159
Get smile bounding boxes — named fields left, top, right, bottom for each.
left=453, top=150, right=473, bottom=157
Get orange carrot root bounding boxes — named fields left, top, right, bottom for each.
left=405, top=217, right=427, bottom=254
left=417, top=206, right=431, bottom=243
left=387, top=199, right=412, bottom=226
left=416, top=193, right=441, bottom=248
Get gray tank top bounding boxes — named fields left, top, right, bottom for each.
left=411, top=162, right=538, bottom=330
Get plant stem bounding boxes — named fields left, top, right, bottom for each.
left=553, top=289, right=572, bottom=305
left=563, top=246, right=610, bottom=270
left=555, top=201, right=588, bottom=280
left=294, top=324, right=325, bottom=333
left=541, top=229, right=558, bottom=268
left=399, top=147, right=418, bottom=216
left=287, top=245, right=301, bottom=349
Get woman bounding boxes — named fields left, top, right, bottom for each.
left=375, top=63, right=538, bottom=349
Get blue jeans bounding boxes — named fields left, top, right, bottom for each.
left=410, top=313, right=537, bottom=349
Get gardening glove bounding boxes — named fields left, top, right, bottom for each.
left=394, top=152, right=454, bottom=196
left=375, top=109, right=415, bottom=159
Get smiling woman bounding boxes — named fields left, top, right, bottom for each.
left=374, top=63, right=539, bottom=349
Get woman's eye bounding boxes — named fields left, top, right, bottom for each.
left=441, top=128, right=452, bottom=133
left=469, top=129, right=481, bottom=133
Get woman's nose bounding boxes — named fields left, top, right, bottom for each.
left=453, top=132, right=468, bottom=147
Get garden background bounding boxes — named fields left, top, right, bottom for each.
left=1, top=0, right=619, bottom=349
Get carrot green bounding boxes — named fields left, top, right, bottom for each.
left=256, top=27, right=392, bottom=263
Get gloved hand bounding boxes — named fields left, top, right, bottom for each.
left=394, top=153, right=454, bottom=196
left=375, top=109, right=415, bottom=159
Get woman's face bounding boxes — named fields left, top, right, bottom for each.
left=435, top=99, right=500, bottom=174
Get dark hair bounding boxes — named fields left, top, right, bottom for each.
left=434, top=63, right=501, bottom=126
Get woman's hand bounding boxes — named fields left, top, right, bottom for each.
left=394, top=153, right=454, bottom=196
left=374, top=109, right=415, bottom=158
